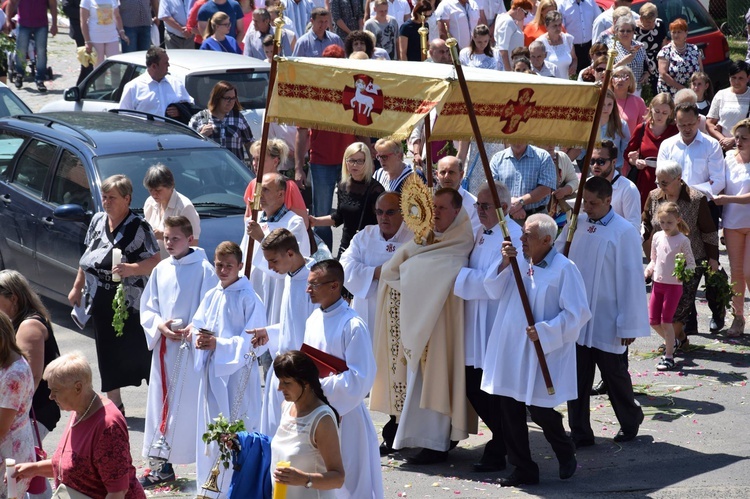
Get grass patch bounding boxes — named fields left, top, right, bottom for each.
left=728, top=36, right=746, bottom=61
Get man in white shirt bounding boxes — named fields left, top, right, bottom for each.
left=590, top=140, right=641, bottom=231
left=119, top=47, right=193, bottom=119
left=435, top=0, right=481, bottom=50
left=557, top=0, right=598, bottom=71
left=454, top=181, right=521, bottom=472
left=556, top=176, right=648, bottom=448
left=529, top=40, right=558, bottom=78
left=436, top=156, right=481, bottom=234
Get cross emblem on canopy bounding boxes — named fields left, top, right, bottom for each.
left=498, top=88, right=537, bottom=134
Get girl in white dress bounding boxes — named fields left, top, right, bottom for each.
left=459, top=24, right=503, bottom=70
left=270, top=351, right=344, bottom=498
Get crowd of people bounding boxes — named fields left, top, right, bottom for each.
left=2, top=0, right=750, bottom=498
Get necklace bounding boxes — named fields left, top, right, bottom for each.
left=72, top=394, right=98, bottom=427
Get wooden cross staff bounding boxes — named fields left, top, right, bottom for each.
left=418, top=16, right=433, bottom=189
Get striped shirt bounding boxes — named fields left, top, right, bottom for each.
left=373, top=165, right=425, bottom=193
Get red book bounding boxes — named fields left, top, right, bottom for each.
left=301, top=343, right=349, bottom=377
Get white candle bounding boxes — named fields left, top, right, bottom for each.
left=170, top=319, right=184, bottom=331
left=5, top=458, right=17, bottom=499
left=112, top=248, right=122, bottom=282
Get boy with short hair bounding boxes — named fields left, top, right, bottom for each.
left=251, top=228, right=318, bottom=438
left=191, top=241, right=266, bottom=497
left=139, top=216, right=218, bottom=488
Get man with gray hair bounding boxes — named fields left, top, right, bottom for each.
left=481, top=213, right=591, bottom=486
left=454, top=181, right=522, bottom=472
left=243, top=8, right=294, bottom=59
left=436, top=156, right=481, bottom=233
left=529, top=40, right=557, bottom=78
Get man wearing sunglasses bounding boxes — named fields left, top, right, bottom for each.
left=589, top=140, right=641, bottom=231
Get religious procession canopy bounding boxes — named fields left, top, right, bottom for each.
left=266, top=57, right=601, bottom=146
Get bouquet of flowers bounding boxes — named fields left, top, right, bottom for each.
left=112, top=283, right=128, bottom=337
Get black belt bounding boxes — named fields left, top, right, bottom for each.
left=525, top=205, right=547, bottom=216
left=97, top=280, right=116, bottom=290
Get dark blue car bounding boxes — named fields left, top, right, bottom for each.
left=0, top=111, right=252, bottom=304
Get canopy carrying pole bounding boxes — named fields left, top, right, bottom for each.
left=419, top=16, right=433, bottom=188
left=244, top=9, right=286, bottom=278
left=445, top=35, right=555, bottom=395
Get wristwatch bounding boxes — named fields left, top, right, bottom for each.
left=304, top=475, right=313, bottom=489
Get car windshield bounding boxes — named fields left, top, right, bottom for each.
left=647, top=0, right=717, bottom=37
left=185, top=71, right=269, bottom=111
left=0, top=87, right=32, bottom=117
left=95, top=148, right=252, bottom=214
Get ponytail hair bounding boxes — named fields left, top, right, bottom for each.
left=657, top=202, right=689, bottom=236
left=273, top=350, right=340, bottom=424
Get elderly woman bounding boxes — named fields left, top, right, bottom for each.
left=143, top=164, right=201, bottom=259
left=707, top=60, right=750, bottom=152
left=0, top=270, right=61, bottom=491
left=577, top=43, right=608, bottom=82
left=537, top=10, right=575, bottom=79
left=309, top=142, right=385, bottom=257
left=68, top=175, right=160, bottom=413
left=188, top=81, right=255, bottom=163
left=0, top=312, right=36, bottom=499
left=643, top=161, right=719, bottom=346
left=713, top=119, right=750, bottom=337
left=636, top=2, right=668, bottom=94
left=13, top=352, right=146, bottom=499
left=613, top=16, right=649, bottom=96
left=624, top=92, right=678, bottom=209
left=656, top=18, right=703, bottom=97
left=611, top=66, right=648, bottom=140
left=344, top=30, right=375, bottom=58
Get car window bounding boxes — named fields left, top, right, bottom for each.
left=652, top=0, right=715, bottom=37
left=0, top=88, right=31, bottom=117
left=82, top=61, right=131, bottom=101
left=0, top=132, right=26, bottom=178
left=49, top=149, right=93, bottom=210
left=13, top=139, right=57, bottom=197
left=185, top=71, right=269, bottom=110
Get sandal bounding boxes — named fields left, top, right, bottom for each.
left=726, top=315, right=745, bottom=338
left=656, top=357, right=676, bottom=371
left=657, top=343, right=666, bottom=354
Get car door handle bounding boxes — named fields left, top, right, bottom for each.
left=41, top=216, right=55, bottom=226
left=0, top=194, right=9, bottom=204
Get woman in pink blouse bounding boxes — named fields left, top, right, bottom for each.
left=13, top=352, right=145, bottom=499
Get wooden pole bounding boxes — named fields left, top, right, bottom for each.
left=562, top=45, right=618, bottom=257
left=418, top=16, right=433, bottom=188
left=445, top=36, right=555, bottom=395
left=244, top=10, right=286, bottom=278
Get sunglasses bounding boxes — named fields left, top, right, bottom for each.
left=595, top=67, right=606, bottom=73
left=375, top=209, right=398, bottom=216
left=590, top=158, right=611, bottom=165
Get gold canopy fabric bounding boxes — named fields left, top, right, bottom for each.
left=266, top=57, right=453, bottom=140
left=266, top=58, right=601, bottom=146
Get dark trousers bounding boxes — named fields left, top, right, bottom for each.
left=68, top=17, right=93, bottom=85
left=465, top=367, right=506, bottom=462
left=568, top=345, right=643, bottom=442
left=574, top=42, right=592, bottom=73
left=497, top=395, right=574, bottom=479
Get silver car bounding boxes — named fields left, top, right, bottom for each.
left=39, top=50, right=270, bottom=138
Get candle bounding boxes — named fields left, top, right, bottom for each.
left=5, top=458, right=17, bottom=499
left=112, top=248, right=122, bottom=282
left=170, top=319, right=184, bottom=331
left=272, top=461, right=291, bottom=499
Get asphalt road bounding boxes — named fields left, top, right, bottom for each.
left=12, top=25, right=750, bottom=499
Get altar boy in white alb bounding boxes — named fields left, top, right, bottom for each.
left=139, top=216, right=218, bottom=488
left=482, top=214, right=591, bottom=487
left=304, top=260, right=383, bottom=499
left=252, top=228, right=318, bottom=438
left=191, top=242, right=266, bottom=499
left=556, top=176, right=649, bottom=446
left=242, top=172, right=311, bottom=325
left=453, top=181, right=521, bottom=473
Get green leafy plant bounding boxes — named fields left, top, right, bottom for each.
left=437, top=141, right=457, bottom=157
left=202, top=414, right=246, bottom=469
left=701, top=262, right=740, bottom=311
left=672, top=253, right=695, bottom=283
left=112, top=283, right=128, bottom=337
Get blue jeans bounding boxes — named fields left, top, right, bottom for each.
left=309, top=163, right=340, bottom=250
left=121, top=25, right=152, bottom=53
left=15, top=26, right=48, bottom=81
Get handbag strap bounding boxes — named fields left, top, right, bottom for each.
left=355, top=181, right=374, bottom=233
left=31, top=407, right=43, bottom=450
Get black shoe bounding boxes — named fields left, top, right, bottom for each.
left=379, top=441, right=395, bottom=456
left=448, top=440, right=459, bottom=450
left=13, top=74, right=22, bottom=89
left=710, top=316, right=725, bottom=332
left=472, top=459, right=506, bottom=473
left=613, top=428, right=638, bottom=443
left=559, top=456, right=577, bottom=479
left=139, top=468, right=176, bottom=488
left=35, top=81, right=47, bottom=93
left=406, top=448, right=448, bottom=465
left=589, top=379, right=607, bottom=396
left=573, top=438, right=595, bottom=449
left=499, top=470, right=539, bottom=487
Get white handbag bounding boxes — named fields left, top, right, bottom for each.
left=51, top=484, right=92, bottom=499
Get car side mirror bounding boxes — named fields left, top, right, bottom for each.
left=53, top=203, right=90, bottom=222
left=64, top=87, right=81, bottom=102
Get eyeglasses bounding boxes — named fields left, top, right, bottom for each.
left=521, top=9, right=530, bottom=16
left=474, top=202, right=492, bottom=211
left=346, top=158, right=366, bottom=166
left=218, top=22, right=232, bottom=27
left=590, top=158, right=611, bottom=165
left=595, top=67, right=606, bottom=73
left=594, top=51, right=608, bottom=56
left=375, top=208, right=398, bottom=216
left=222, top=95, right=237, bottom=102
left=618, top=29, right=633, bottom=34
left=612, top=74, right=631, bottom=80
left=656, top=178, right=677, bottom=188
left=306, top=280, right=335, bottom=289
left=375, top=153, right=394, bottom=161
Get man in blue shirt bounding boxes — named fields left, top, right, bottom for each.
left=292, top=8, right=344, bottom=57
left=197, top=0, right=244, bottom=39
left=489, top=144, right=556, bottom=220
left=159, top=0, right=194, bottom=49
